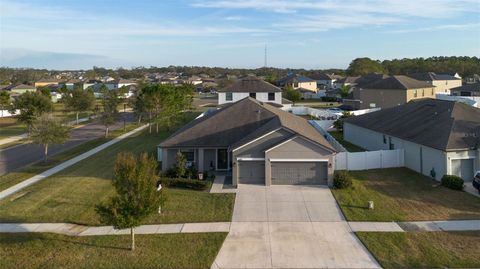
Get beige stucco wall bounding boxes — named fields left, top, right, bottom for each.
left=287, top=81, right=317, bottom=92
left=432, top=80, right=462, bottom=94
left=405, top=87, right=436, bottom=101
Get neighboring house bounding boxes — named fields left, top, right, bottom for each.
left=465, top=74, right=480, bottom=84
left=83, top=79, right=102, bottom=90
left=277, top=74, right=317, bottom=92
left=158, top=97, right=336, bottom=186
left=344, top=98, right=480, bottom=182
left=117, top=79, right=136, bottom=88
left=34, top=79, right=61, bottom=88
left=335, top=76, right=360, bottom=89
left=450, top=83, right=480, bottom=96
left=63, top=79, right=83, bottom=90
left=408, top=72, right=462, bottom=95
left=4, top=84, right=36, bottom=95
left=218, top=76, right=283, bottom=106
left=345, top=75, right=435, bottom=109
left=310, top=73, right=343, bottom=90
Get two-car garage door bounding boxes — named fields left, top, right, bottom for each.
left=238, top=160, right=328, bottom=185
left=271, top=162, right=328, bottom=185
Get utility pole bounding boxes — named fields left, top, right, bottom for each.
left=264, top=44, right=267, bottom=68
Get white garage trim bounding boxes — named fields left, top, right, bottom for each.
left=269, top=158, right=329, bottom=162
left=236, top=157, right=265, bottom=161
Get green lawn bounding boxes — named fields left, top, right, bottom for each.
left=332, top=168, right=480, bottom=221
left=0, top=123, right=141, bottom=192
left=328, top=131, right=365, bottom=152
left=0, top=117, right=26, bottom=139
left=357, top=231, right=480, bottom=268
left=0, top=113, right=235, bottom=225
left=0, top=232, right=226, bottom=269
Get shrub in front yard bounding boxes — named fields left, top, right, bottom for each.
left=441, top=175, right=464, bottom=190
left=334, top=171, right=352, bottom=189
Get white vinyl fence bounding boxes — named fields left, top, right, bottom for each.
left=0, top=109, right=19, bottom=118
left=335, top=149, right=404, bottom=171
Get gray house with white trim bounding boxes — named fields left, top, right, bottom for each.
left=344, top=99, right=480, bottom=182
left=158, top=97, right=336, bottom=186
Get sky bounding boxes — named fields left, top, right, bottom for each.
left=0, top=0, right=479, bottom=70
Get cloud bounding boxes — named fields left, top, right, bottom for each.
left=0, top=48, right=131, bottom=69
left=192, top=0, right=479, bottom=17
left=387, top=23, right=480, bottom=33
left=224, top=16, right=246, bottom=21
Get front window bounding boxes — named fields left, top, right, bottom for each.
left=383, top=135, right=387, bottom=144
left=249, top=92, right=256, bottom=98
left=180, top=149, right=194, bottom=162
left=268, top=92, right=275, bottom=101
left=226, top=92, right=233, bottom=101
left=413, top=89, right=417, bottom=98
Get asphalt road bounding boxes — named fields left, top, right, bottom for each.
left=0, top=112, right=136, bottom=176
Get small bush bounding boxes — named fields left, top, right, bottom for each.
left=158, top=178, right=212, bottom=190
left=334, top=171, right=352, bottom=189
left=441, top=175, right=464, bottom=190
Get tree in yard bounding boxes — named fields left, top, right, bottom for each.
left=96, top=152, right=165, bottom=251
left=333, top=111, right=353, bottom=131
left=29, top=114, right=70, bottom=162
left=130, top=89, right=152, bottom=125
left=10, top=91, right=53, bottom=129
left=339, top=85, right=351, bottom=98
left=99, top=86, right=120, bottom=138
left=65, top=88, right=95, bottom=124
left=0, top=91, right=11, bottom=117
left=283, top=87, right=301, bottom=105
left=174, top=151, right=187, bottom=178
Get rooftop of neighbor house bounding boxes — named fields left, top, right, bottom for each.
left=159, top=97, right=335, bottom=151
left=4, top=84, right=36, bottom=90
left=309, top=73, right=343, bottom=80
left=218, top=76, right=282, bottom=93
left=344, top=98, right=480, bottom=151
left=450, top=82, right=480, bottom=92
left=278, top=74, right=316, bottom=85
left=360, top=75, right=433, bottom=90
left=36, top=78, right=62, bottom=83
left=408, top=72, right=461, bottom=81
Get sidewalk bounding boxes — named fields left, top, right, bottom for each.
left=0, top=124, right=148, bottom=200
left=1, top=220, right=478, bottom=236
left=0, top=222, right=231, bottom=236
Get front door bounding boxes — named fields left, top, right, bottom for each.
left=217, top=149, right=228, bottom=170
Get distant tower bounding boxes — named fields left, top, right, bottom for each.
left=264, top=44, right=267, bottom=68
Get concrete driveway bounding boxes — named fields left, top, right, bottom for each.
left=212, top=185, right=380, bottom=269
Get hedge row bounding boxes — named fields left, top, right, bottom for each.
left=158, top=178, right=212, bottom=191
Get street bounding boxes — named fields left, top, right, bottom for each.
left=0, top=112, right=135, bottom=176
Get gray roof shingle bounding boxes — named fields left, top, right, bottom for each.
left=361, top=75, right=433, bottom=90
left=160, top=97, right=336, bottom=152
left=218, top=76, right=281, bottom=93
left=344, top=98, right=480, bottom=151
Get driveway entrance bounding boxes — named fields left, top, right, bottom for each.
left=212, top=184, right=380, bottom=269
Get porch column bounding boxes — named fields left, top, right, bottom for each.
left=198, top=148, right=204, bottom=172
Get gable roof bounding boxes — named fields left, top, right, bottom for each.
left=408, top=72, right=461, bottom=81
left=361, top=75, right=433, bottom=90
left=5, top=84, right=36, bottom=90
left=344, top=98, right=480, bottom=151
left=160, top=97, right=335, bottom=152
left=309, top=73, right=340, bottom=81
left=278, top=74, right=316, bottom=85
left=218, top=76, right=281, bottom=93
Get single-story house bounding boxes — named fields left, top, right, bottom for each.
left=158, top=97, right=337, bottom=186
left=343, top=98, right=480, bottom=182
left=218, top=76, right=283, bottom=106
left=4, top=84, right=36, bottom=95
